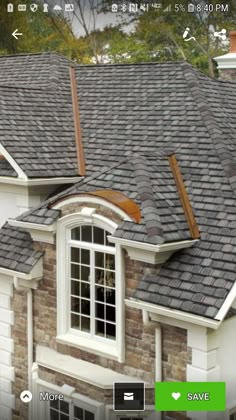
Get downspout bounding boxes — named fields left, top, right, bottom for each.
left=27, top=289, right=33, bottom=418
left=143, top=311, right=162, bottom=420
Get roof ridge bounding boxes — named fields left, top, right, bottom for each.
left=181, top=61, right=236, bottom=195
left=131, top=155, right=164, bottom=244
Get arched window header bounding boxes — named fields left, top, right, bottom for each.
left=51, top=190, right=141, bottom=223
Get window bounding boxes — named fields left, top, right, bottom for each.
left=49, top=400, right=95, bottom=420
left=57, top=209, right=125, bottom=361
left=70, top=225, right=116, bottom=340
left=230, top=412, right=236, bottom=420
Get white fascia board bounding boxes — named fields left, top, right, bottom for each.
left=0, top=176, right=82, bottom=186
left=125, top=298, right=220, bottom=330
left=0, top=143, right=27, bottom=180
left=215, top=280, right=236, bottom=321
left=7, top=219, right=56, bottom=232
left=108, top=236, right=198, bottom=253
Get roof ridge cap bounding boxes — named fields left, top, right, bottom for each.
left=132, top=155, right=164, bottom=244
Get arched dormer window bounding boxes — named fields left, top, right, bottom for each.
left=56, top=208, right=125, bottom=361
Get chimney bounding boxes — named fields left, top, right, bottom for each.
left=214, top=31, right=236, bottom=80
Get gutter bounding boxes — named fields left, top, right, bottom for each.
left=125, top=298, right=220, bottom=329
left=0, top=266, right=34, bottom=280
left=108, top=236, right=199, bottom=253
left=8, top=219, right=56, bottom=232
left=0, top=176, right=82, bottom=186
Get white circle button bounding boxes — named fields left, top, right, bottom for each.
left=20, top=390, right=32, bottom=403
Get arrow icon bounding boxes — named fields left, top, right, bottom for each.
left=12, top=29, right=23, bottom=40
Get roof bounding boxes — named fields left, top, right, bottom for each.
left=0, top=223, right=43, bottom=274
left=1, top=54, right=236, bottom=320
left=15, top=151, right=192, bottom=244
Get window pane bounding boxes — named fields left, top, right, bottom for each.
left=71, top=264, right=80, bottom=280
left=71, top=248, right=80, bottom=264
left=85, top=411, right=94, bottom=420
left=106, top=323, right=116, bottom=339
left=106, top=289, right=115, bottom=305
left=105, top=253, right=115, bottom=270
left=95, top=286, right=105, bottom=302
left=106, top=305, right=116, bottom=322
left=81, top=225, right=92, bottom=242
left=71, top=313, right=80, bottom=329
left=81, top=249, right=90, bottom=265
left=94, top=226, right=104, bottom=244
left=71, top=280, right=80, bottom=297
left=50, top=409, right=59, bottom=420
left=104, top=270, right=115, bottom=288
left=95, top=269, right=104, bottom=285
left=95, top=303, right=104, bottom=320
left=60, top=401, right=69, bottom=414
left=81, top=282, right=90, bottom=298
left=71, top=227, right=80, bottom=240
left=81, top=316, right=90, bottom=332
left=95, top=252, right=104, bottom=268
left=50, top=400, right=59, bottom=409
left=74, top=406, right=83, bottom=419
left=71, top=297, right=80, bottom=313
left=81, top=299, right=90, bottom=316
left=96, top=320, right=105, bottom=337
left=81, top=266, right=90, bottom=282
left=61, top=415, right=69, bottom=420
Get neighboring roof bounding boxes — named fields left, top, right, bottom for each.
left=0, top=223, right=43, bottom=274
left=1, top=54, right=236, bottom=319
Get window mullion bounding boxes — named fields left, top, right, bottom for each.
left=91, top=249, right=95, bottom=337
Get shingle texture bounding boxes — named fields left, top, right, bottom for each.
left=0, top=223, right=43, bottom=274
left=1, top=54, right=236, bottom=319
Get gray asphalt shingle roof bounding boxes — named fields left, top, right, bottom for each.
left=0, top=53, right=236, bottom=319
left=0, top=223, right=43, bottom=274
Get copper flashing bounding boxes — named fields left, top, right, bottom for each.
left=168, top=154, right=200, bottom=239
left=91, top=190, right=141, bottom=222
left=69, top=66, right=86, bottom=176
left=50, top=190, right=141, bottom=223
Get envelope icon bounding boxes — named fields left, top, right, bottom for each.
left=123, top=392, right=134, bottom=400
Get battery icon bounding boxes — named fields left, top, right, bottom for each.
left=188, top=3, right=195, bottom=12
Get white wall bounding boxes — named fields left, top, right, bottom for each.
left=217, top=315, right=236, bottom=416
left=0, top=183, right=57, bottom=228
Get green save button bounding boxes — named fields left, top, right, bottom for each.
left=155, top=382, right=226, bottom=411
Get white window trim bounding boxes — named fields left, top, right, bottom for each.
left=33, top=376, right=104, bottom=420
left=57, top=210, right=125, bottom=362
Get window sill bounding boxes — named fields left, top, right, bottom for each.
left=56, top=333, right=120, bottom=361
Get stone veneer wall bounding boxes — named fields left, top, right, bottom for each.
left=10, top=201, right=192, bottom=419
left=11, top=288, right=28, bottom=420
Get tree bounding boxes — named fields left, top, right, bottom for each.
left=99, top=0, right=236, bottom=76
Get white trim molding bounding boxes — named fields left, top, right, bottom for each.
left=0, top=176, right=82, bottom=186
left=52, top=195, right=133, bottom=221
left=36, top=346, right=151, bottom=389
left=109, top=236, right=199, bottom=264
left=57, top=210, right=125, bottom=362
left=0, top=143, right=27, bottom=180
left=125, top=298, right=220, bottom=329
